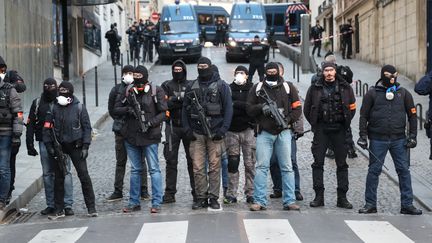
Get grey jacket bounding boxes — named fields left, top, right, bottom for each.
left=0, top=79, right=23, bottom=136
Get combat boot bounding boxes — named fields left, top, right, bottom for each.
left=336, top=191, right=353, bottom=209
left=310, top=190, right=324, bottom=207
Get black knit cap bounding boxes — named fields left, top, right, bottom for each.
left=234, top=65, right=248, bottom=75
left=59, top=81, right=74, bottom=94
left=134, top=65, right=148, bottom=80
left=321, top=61, right=336, bottom=70
left=197, top=57, right=211, bottom=66
left=265, top=62, right=279, bottom=72
left=44, top=78, right=57, bottom=86
left=381, top=64, right=396, bottom=78
left=122, top=65, right=134, bottom=74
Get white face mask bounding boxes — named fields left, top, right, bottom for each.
left=265, top=80, right=278, bottom=86
left=123, top=74, right=134, bottom=85
left=57, top=95, right=72, bottom=106
left=234, top=74, right=247, bottom=85
left=0, top=73, right=5, bottom=80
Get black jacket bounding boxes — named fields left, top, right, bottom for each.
left=182, top=72, right=233, bottom=136
left=43, top=96, right=92, bottom=147
left=113, top=84, right=167, bottom=146
left=161, top=60, right=190, bottom=127
left=247, top=42, right=269, bottom=64
left=26, top=95, right=55, bottom=144
left=247, top=78, right=302, bottom=135
left=108, top=82, right=128, bottom=119
left=0, top=56, right=26, bottom=93
left=414, top=71, right=432, bottom=120
left=304, top=75, right=356, bottom=129
left=360, top=80, right=417, bottom=140
left=229, top=81, right=254, bottom=132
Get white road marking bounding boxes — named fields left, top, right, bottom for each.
left=134, top=220, right=188, bottom=243
left=243, top=219, right=302, bottom=243
left=28, top=227, right=88, bottom=243
left=345, top=220, right=414, bottom=243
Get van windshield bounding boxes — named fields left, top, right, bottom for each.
left=230, top=19, right=266, bottom=32
left=162, top=20, right=198, bottom=34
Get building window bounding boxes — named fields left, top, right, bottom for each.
left=83, top=18, right=102, bottom=56
left=52, top=0, right=64, bottom=67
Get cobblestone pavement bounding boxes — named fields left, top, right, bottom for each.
left=24, top=117, right=426, bottom=222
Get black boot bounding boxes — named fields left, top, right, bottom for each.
left=192, top=198, right=208, bottom=210
left=310, top=189, right=324, bottom=207
left=336, top=190, right=353, bottom=209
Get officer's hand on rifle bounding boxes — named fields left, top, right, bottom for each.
left=186, top=130, right=197, bottom=141
left=262, top=104, right=271, bottom=117
left=11, top=133, right=21, bottom=148
left=127, top=107, right=136, bottom=118
left=357, top=136, right=368, bottom=149
left=212, top=131, right=224, bottom=141
left=406, top=135, right=417, bottom=149
left=46, top=144, right=57, bottom=160
left=27, top=143, right=39, bottom=156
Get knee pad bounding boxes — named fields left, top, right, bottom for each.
left=227, top=155, right=240, bottom=173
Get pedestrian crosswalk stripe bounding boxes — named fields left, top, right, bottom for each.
left=243, top=219, right=302, bottom=243
left=345, top=220, right=414, bottom=243
left=134, top=220, right=188, bottom=243
left=28, top=227, right=88, bottom=243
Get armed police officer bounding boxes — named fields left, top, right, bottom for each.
left=311, top=20, right=324, bottom=57
left=0, top=68, right=23, bottom=210
left=247, top=35, right=269, bottom=82
left=26, top=78, right=74, bottom=216
left=223, top=65, right=256, bottom=205
left=304, top=62, right=356, bottom=209
left=43, top=81, right=97, bottom=219
left=106, top=65, right=149, bottom=202
left=247, top=62, right=302, bottom=211
left=105, top=24, right=121, bottom=65
left=182, top=57, right=233, bottom=210
left=161, top=59, right=196, bottom=204
left=357, top=65, right=422, bottom=215
left=142, top=20, right=156, bottom=63
left=113, top=66, right=167, bottom=214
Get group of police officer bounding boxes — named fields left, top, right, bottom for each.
left=125, top=18, right=160, bottom=64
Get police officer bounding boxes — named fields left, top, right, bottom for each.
left=105, top=24, right=121, bottom=65
left=106, top=65, right=149, bottom=202
left=269, top=62, right=305, bottom=201
left=247, top=35, right=269, bottom=82
left=311, top=20, right=324, bottom=57
left=0, top=56, right=26, bottom=204
left=142, top=20, right=156, bottom=63
left=26, top=78, right=74, bottom=216
left=0, top=69, right=23, bottom=210
left=415, top=70, right=432, bottom=159
left=43, top=81, right=97, bottom=219
left=113, top=66, right=167, bottom=214
left=182, top=57, right=233, bottom=210
left=358, top=65, right=422, bottom=215
left=247, top=62, right=302, bottom=211
left=304, top=61, right=356, bottom=209
left=161, top=59, right=196, bottom=203
left=126, top=23, right=141, bottom=61
left=340, top=19, right=354, bottom=59
left=223, top=65, right=255, bottom=205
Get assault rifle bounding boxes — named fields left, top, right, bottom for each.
left=129, top=88, right=150, bottom=133
left=50, top=127, right=68, bottom=177
left=258, top=88, right=289, bottom=130
left=188, top=90, right=213, bottom=139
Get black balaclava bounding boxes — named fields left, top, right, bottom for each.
left=265, top=62, right=279, bottom=82
left=58, top=81, right=74, bottom=98
left=134, top=65, right=149, bottom=86
left=380, top=64, right=397, bottom=87
left=43, top=78, right=58, bottom=102
left=172, top=62, right=185, bottom=82
left=197, top=57, right=213, bottom=81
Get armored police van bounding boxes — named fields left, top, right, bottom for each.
left=159, top=1, right=202, bottom=64
left=226, top=0, right=268, bottom=62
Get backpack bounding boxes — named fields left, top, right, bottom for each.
left=34, top=98, right=82, bottom=123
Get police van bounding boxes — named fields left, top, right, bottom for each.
left=264, top=3, right=289, bottom=44
left=194, top=5, right=229, bottom=43
left=225, top=0, right=268, bottom=63
left=159, top=1, right=202, bottom=64
left=285, top=2, right=308, bottom=44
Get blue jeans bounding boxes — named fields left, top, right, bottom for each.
left=0, top=136, right=11, bottom=203
left=125, top=142, right=162, bottom=208
left=221, top=151, right=228, bottom=189
left=253, top=130, right=295, bottom=206
left=270, top=137, right=300, bottom=192
left=365, top=138, right=414, bottom=207
left=39, top=142, right=73, bottom=208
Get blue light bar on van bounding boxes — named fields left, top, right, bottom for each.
left=175, top=0, right=180, bottom=5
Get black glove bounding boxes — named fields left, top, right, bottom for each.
left=81, top=149, right=89, bottom=160
left=27, top=143, right=38, bottom=156
left=11, top=136, right=21, bottom=147
left=186, top=130, right=197, bottom=141
left=262, top=104, right=271, bottom=117
left=212, top=132, right=224, bottom=141
left=46, top=144, right=57, bottom=159
left=357, top=136, right=368, bottom=149
left=127, top=107, right=136, bottom=117
left=406, top=136, right=417, bottom=149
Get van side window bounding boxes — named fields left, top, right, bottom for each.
left=198, top=14, right=213, bottom=25
left=266, top=14, right=272, bottom=26
left=289, top=14, right=297, bottom=26
left=274, top=14, right=284, bottom=26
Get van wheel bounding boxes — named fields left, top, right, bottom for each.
left=226, top=53, right=233, bottom=63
